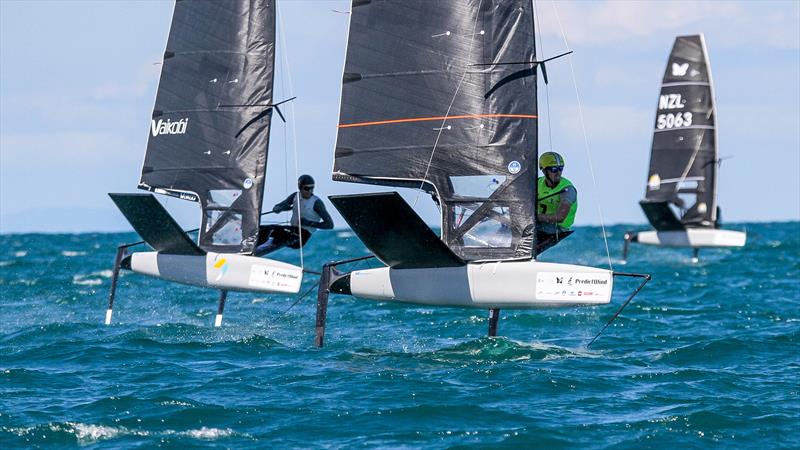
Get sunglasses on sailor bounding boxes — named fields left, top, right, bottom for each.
left=301, top=185, right=315, bottom=191
left=545, top=166, right=564, bottom=173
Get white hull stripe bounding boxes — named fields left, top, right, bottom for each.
left=662, top=81, right=711, bottom=87
left=654, top=125, right=714, bottom=133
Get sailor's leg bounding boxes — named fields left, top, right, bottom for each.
left=105, top=245, right=127, bottom=325
left=214, top=290, right=228, bottom=327
left=488, top=308, right=500, bottom=337
left=254, top=227, right=292, bottom=256
left=692, top=248, right=700, bottom=263
left=254, top=240, right=279, bottom=257
left=286, top=228, right=312, bottom=250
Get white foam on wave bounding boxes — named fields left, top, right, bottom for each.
left=177, top=427, right=235, bottom=439
left=72, top=274, right=103, bottom=286
left=0, top=260, right=13, bottom=267
left=336, top=231, right=353, bottom=238
left=5, top=421, right=239, bottom=443
left=72, top=270, right=114, bottom=286
left=14, top=251, right=27, bottom=257
left=62, top=251, right=87, bottom=257
left=52, top=422, right=148, bottom=444
left=3, top=425, right=31, bottom=436
left=159, top=399, right=193, bottom=407
left=68, top=422, right=126, bottom=442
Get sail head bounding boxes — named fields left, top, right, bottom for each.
left=333, top=0, right=538, bottom=261
left=643, top=34, right=718, bottom=229
left=139, top=0, right=276, bottom=253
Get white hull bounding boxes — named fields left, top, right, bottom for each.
left=636, top=229, right=746, bottom=248
left=348, top=260, right=613, bottom=309
left=128, top=251, right=303, bottom=294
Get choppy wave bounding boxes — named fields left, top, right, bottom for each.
left=3, top=422, right=238, bottom=445
left=0, top=223, right=798, bottom=448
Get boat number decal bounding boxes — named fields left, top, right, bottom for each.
left=658, top=94, right=685, bottom=110
left=656, top=112, right=693, bottom=130
left=508, top=161, right=521, bottom=174
left=243, top=178, right=253, bottom=189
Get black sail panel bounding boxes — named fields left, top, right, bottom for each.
left=140, top=0, right=276, bottom=253
left=643, top=34, right=717, bottom=229
left=334, top=0, right=538, bottom=261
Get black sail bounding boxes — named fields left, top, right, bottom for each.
left=642, top=34, right=718, bottom=229
left=334, top=0, right=538, bottom=261
left=139, top=0, right=276, bottom=253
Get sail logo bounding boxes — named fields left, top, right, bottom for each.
left=151, top=118, right=189, bottom=137
left=213, top=257, right=229, bottom=282
left=658, top=94, right=685, bottom=110
left=672, top=62, right=689, bottom=76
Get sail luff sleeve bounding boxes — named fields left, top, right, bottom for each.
left=139, top=0, right=276, bottom=254
left=643, top=34, right=716, bottom=228
left=333, top=0, right=537, bottom=261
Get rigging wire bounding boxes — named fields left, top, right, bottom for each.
left=270, top=280, right=319, bottom=324
left=278, top=4, right=290, bottom=208
left=277, top=1, right=304, bottom=270
left=412, top=0, right=484, bottom=208
left=551, top=1, right=613, bottom=271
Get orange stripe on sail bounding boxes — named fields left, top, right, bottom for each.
left=338, top=113, right=537, bottom=128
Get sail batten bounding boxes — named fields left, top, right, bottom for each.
left=139, top=0, right=276, bottom=254
left=333, top=0, right=538, bottom=261
left=642, top=34, right=718, bottom=230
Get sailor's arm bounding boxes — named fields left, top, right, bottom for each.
left=537, top=187, right=576, bottom=223
left=272, top=193, right=295, bottom=213
left=300, top=199, right=334, bottom=230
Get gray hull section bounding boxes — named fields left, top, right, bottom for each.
left=349, top=260, right=613, bottom=309
left=128, top=251, right=303, bottom=294
left=636, top=229, right=746, bottom=248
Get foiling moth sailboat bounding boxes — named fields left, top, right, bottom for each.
left=105, top=0, right=304, bottom=327
left=313, top=0, right=650, bottom=347
left=623, top=34, right=746, bottom=262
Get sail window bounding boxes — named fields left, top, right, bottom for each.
left=205, top=211, right=243, bottom=245
left=450, top=175, right=506, bottom=199
left=454, top=205, right=512, bottom=248
left=208, top=189, right=242, bottom=207
left=676, top=180, right=700, bottom=192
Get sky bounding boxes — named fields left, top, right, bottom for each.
left=1, top=0, right=798, bottom=233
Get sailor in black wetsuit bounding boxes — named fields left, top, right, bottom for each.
left=254, top=175, right=334, bottom=256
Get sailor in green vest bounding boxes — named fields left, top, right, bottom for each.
left=536, top=151, right=577, bottom=235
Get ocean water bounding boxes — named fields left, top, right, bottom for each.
left=0, top=222, right=797, bottom=449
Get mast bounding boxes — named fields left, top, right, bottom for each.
left=530, top=0, right=539, bottom=255
left=700, top=34, right=720, bottom=224
left=138, top=0, right=277, bottom=254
